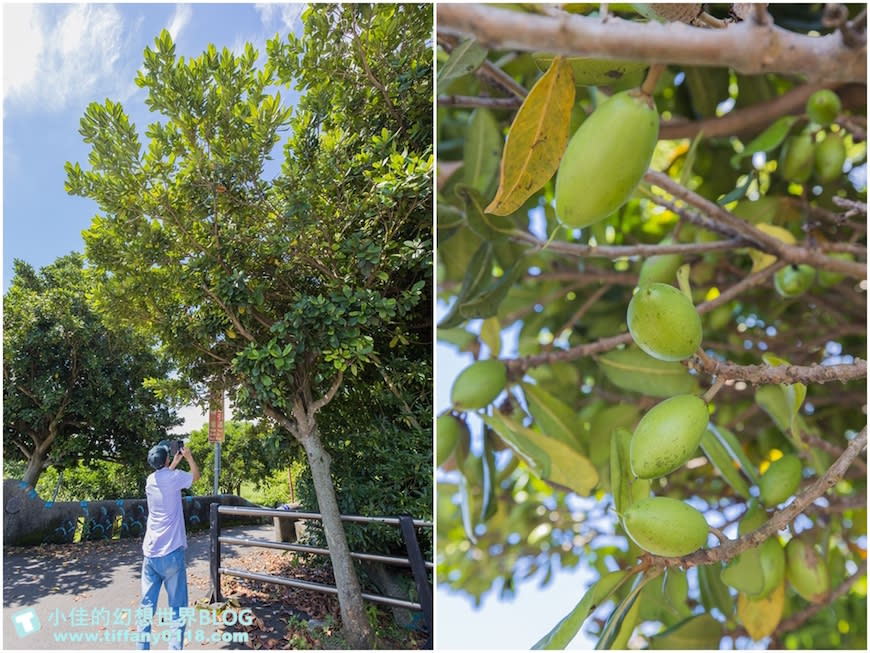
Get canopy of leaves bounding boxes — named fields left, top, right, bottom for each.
left=436, top=3, right=866, bottom=650
left=3, top=254, right=180, bottom=486
left=66, top=5, right=433, bottom=421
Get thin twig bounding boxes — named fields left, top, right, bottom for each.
left=437, top=95, right=523, bottom=110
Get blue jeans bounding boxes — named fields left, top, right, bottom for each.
left=137, top=547, right=188, bottom=650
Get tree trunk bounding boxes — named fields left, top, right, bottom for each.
left=299, top=428, right=375, bottom=649
left=22, top=445, right=48, bottom=488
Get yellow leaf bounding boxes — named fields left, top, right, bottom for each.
left=738, top=579, right=785, bottom=641
left=485, top=56, right=575, bottom=216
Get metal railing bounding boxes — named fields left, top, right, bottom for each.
left=209, top=504, right=433, bottom=642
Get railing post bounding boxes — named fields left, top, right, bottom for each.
left=398, top=515, right=433, bottom=649
left=209, top=502, right=222, bottom=603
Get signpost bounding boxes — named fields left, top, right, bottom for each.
left=209, top=389, right=225, bottom=495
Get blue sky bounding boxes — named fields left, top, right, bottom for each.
left=2, top=3, right=305, bottom=292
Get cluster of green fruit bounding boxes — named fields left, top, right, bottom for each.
left=618, top=263, right=828, bottom=608
left=611, top=271, right=711, bottom=557
left=780, top=90, right=846, bottom=186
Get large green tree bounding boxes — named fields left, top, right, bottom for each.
left=65, top=4, right=432, bottom=647
left=436, top=3, right=865, bottom=650
left=3, top=254, right=180, bottom=487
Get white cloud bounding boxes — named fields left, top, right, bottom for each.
left=3, top=4, right=126, bottom=112
left=167, top=4, right=192, bottom=42
left=255, top=3, right=305, bottom=33
left=3, top=5, right=44, bottom=100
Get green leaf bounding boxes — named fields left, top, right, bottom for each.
left=482, top=412, right=599, bottom=495
left=522, top=382, right=583, bottom=448
left=708, top=423, right=761, bottom=486
left=437, top=242, right=494, bottom=329
left=648, top=613, right=723, bottom=649
left=596, top=571, right=659, bottom=650
left=680, top=129, right=705, bottom=188
left=486, top=56, right=575, bottom=216
left=438, top=38, right=488, bottom=85
left=755, top=384, right=792, bottom=433
left=598, top=346, right=697, bottom=398
left=700, top=428, right=753, bottom=499
left=533, top=570, right=631, bottom=649
left=458, top=255, right=527, bottom=322
left=732, top=116, right=796, bottom=164
left=456, top=185, right=511, bottom=242
left=463, top=109, right=503, bottom=199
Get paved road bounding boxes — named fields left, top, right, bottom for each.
left=3, top=523, right=276, bottom=650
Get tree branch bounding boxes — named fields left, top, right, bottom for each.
left=437, top=5, right=867, bottom=83
left=310, top=370, right=344, bottom=414
left=688, top=356, right=867, bottom=385
left=651, top=426, right=867, bottom=568
left=646, top=170, right=867, bottom=279
left=508, top=232, right=746, bottom=259
left=437, top=95, right=524, bottom=110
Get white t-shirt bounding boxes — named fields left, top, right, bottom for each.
left=142, top=467, right=194, bottom=558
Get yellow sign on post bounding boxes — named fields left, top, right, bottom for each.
left=208, top=389, right=224, bottom=443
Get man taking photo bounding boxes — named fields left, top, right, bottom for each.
left=137, top=440, right=200, bottom=650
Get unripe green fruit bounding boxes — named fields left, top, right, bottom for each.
left=774, top=264, right=815, bottom=298
left=806, top=89, right=841, bottom=127
left=555, top=90, right=659, bottom=228
left=814, top=133, right=846, bottom=183
left=627, top=283, right=703, bottom=361
left=630, top=394, right=709, bottom=479
left=759, top=454, right=802, bottom=506
left=622, top=496, right=709, bottom=557
left=785, top=538, right=831, bottom=603
left=818, top=252, right=854, bottom=288
left=779, top=134, right=815, bottom=183
left=638, top=251, right=683, bottom=287
left=436, top=414, right=465, bottom=467
left=450, top=359, right=507, bottom=410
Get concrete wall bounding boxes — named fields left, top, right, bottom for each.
left=3, top=478, right=266, bottom=547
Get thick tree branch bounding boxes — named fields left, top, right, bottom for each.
left=437, top=5, right=867, bottom=83
left=688, top=356, right=867, bottom=385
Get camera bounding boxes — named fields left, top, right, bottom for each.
left=167, top=439, right=185, bottom=457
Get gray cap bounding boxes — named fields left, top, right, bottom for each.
left=147, top=441, right=170, bottom=470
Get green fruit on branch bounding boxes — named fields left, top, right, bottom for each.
left=627, top=282, right=703, bottom=361
left=638, top=245, right=683, bottom=287
left=555, top=90, right=659, bottom=228
left=739, top=501, right=786, bottom=599
left=814, top=133, right=846, bottom=183
left=759, top=454, right=803, bottom=506
left=437, top=414, right=467, bottom=467
left=779, top=134, right=815, bottom=183
left=450, top=359, right=507, bottom=410
left=806, top=89, right=842, bottom=127
left=774, top=264, right=815, bottom=298
left=630, top=394, right=709, bottom=479
left=818, top=252, right=854, bottom=287
left=722, top=502, right=778, bottom=597
left=785, top=537, right=831, bottom=604
left=622, top=496, right=709, bottom=557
